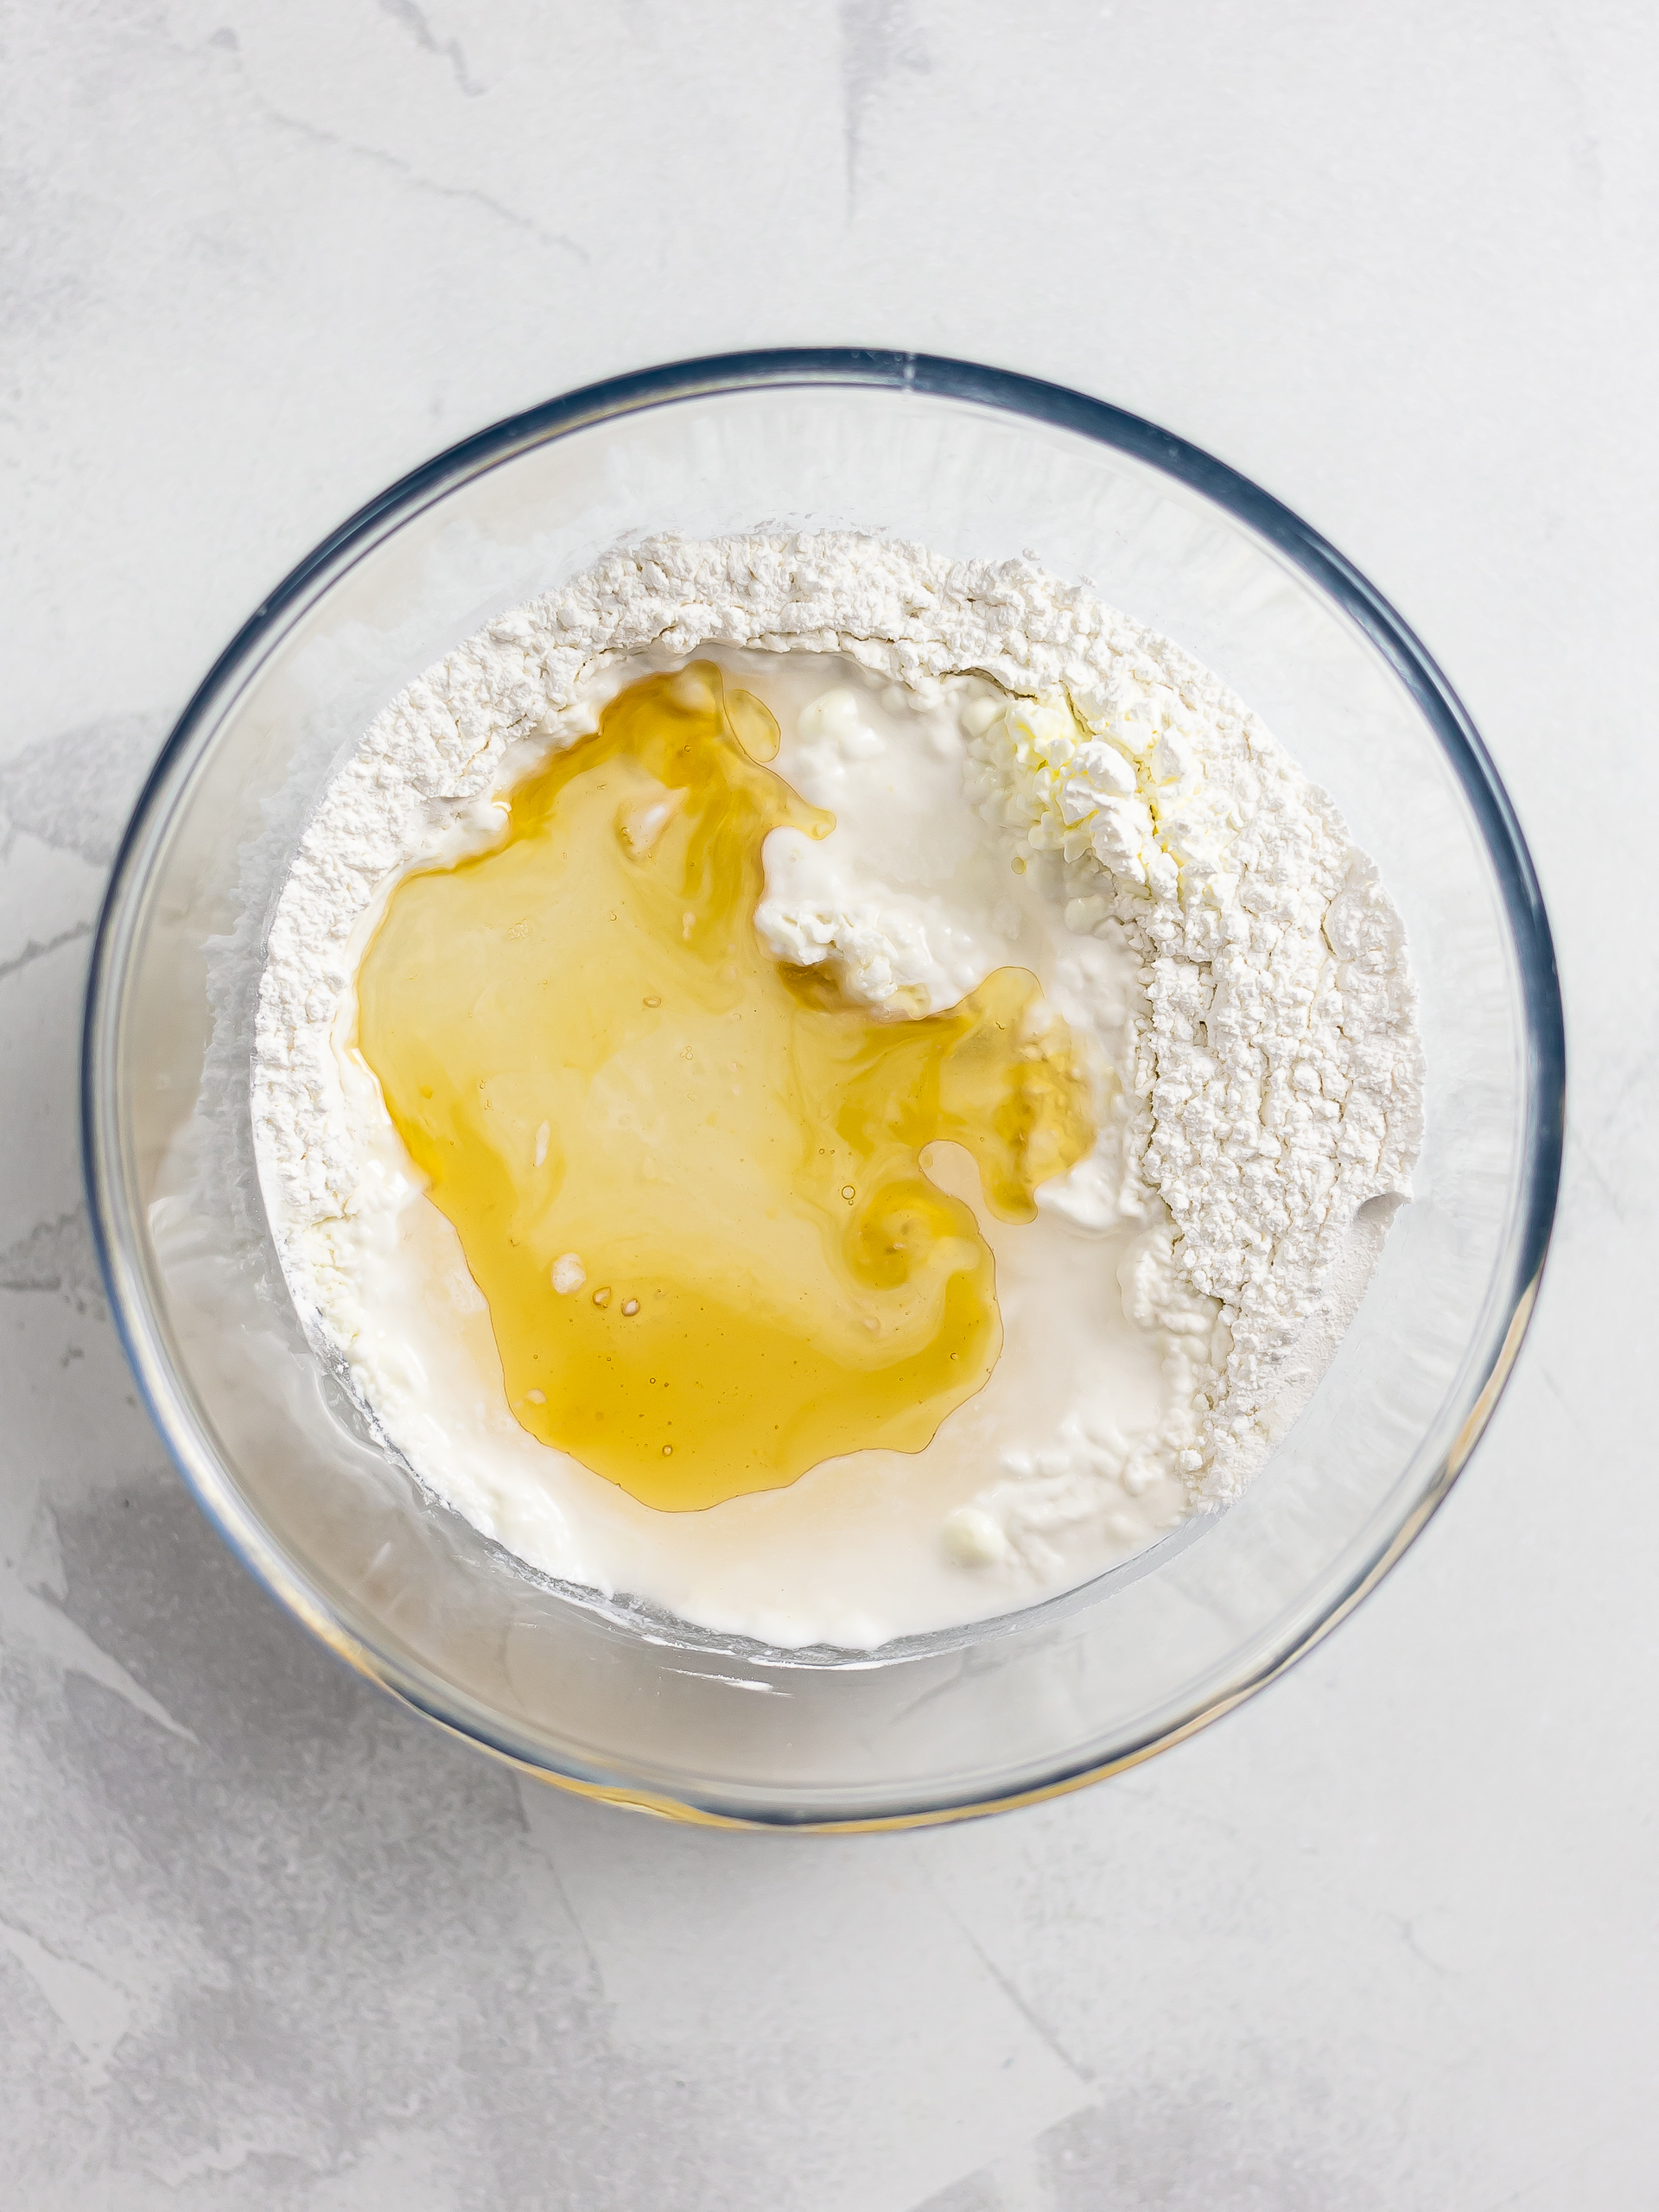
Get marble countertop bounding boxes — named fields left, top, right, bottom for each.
left=3, top=4, right=1652, bottom=2205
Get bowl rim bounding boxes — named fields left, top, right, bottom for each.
left=80, top=348, right=1567, bottom=1829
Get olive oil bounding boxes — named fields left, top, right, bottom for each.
left=356, top=663, right=1093, bottom=1511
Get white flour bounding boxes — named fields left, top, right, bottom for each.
left=253, top=534, right=1422, bottom=1632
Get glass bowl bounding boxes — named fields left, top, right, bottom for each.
left=82, top=352, right=1563, bottom=1829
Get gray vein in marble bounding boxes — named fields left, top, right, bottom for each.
left=206, top=25, right=587, bottom=264
left=0, top=918, right=92, bottom=986
left=925, top=1890, right=1093, bottom=2090
left=377, top=0, right=485, bottom=99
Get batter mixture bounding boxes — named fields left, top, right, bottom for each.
left=252, top=535, right=1423, bottom=1649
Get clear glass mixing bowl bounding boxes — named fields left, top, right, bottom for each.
left=82, top=353, right=1563, bottom=1829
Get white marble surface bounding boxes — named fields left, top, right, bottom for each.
left=3, top=3, right=1653, bottom=2204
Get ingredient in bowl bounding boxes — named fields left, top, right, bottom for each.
left=253, top=534, right=1422, bottom=1648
